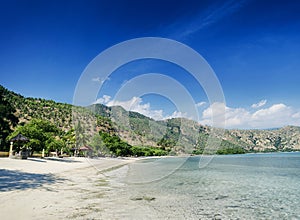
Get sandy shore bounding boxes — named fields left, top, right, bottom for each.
left=0, top=157, right=138, bottom=220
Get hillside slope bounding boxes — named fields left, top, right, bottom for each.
left=1, top=84, right=300, bottom=154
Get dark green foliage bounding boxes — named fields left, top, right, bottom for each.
left=45, top=138, right=65, bottom=153
left=216, top=140, right=246, bottom=155
left=192, top=149, right=204, bottom=155
left=0, top=86, right=19, bottom=150
left=262, top=148, right=277, bottom=153
left=7, top=119, right=64, bottom=154
left=131, top=146, right=167, bottom=156
left=98, top=131, right=167, bottom=157
left=157, top=138, right=176, bottom=148
left=192, top=135, right=246, bottom=155
left=99, top=131, right=132, bottom=156
left=216, top=147, right=246, bottom=155
left=274, top=136, right=282, bottom=148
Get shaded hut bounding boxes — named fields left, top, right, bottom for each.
left=9, top=133, right=29, bottom=159
left=79, top=145, right=94, bottom=157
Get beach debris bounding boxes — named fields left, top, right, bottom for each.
left=130, top=196, right=156, bottom=202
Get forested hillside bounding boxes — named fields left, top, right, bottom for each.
left=1, top=84, right=300, bottom=156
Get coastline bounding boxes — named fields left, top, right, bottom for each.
left=2, top=152, right=299, bottom=219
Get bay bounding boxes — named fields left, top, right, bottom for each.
left=104, top=152, right=300, bottom=219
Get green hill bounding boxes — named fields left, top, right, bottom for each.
left=1, top=84, right=300, bottom=156
left=0, top=85, right=73, bottom=130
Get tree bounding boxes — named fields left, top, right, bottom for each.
left=75, top=121, right=88, bottom=148
left=89, top=134, right=110, bottom=156
left=45, top=138, right=64, bottom=154
left=98, top=131, right=132, bottom=156
left=7, top=119, right=62, bottom=154
left=61, top=129, right=76, bottom=153
left=0, top=86, right=18, bottom=150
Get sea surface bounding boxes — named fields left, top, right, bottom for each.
left=102, top=152, right=300, bottom=219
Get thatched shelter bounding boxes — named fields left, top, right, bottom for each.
left=9, top=133, right=29, bottom=159
left=10, top=133, right=29, bottom=142
left=79, top=145, right=93, bottom=157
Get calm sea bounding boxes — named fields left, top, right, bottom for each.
left=104, top=152, right=300, bottom=219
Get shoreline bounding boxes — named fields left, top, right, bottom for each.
left=1, top=153, right=299, bottom=219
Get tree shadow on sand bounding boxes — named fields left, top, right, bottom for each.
left=0, top=169, right=63, bottom=192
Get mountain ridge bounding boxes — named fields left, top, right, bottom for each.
left=1, top=84, right=300, bottom=154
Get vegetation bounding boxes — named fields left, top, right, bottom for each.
left=0, top=86, right=19, bottom=150
left=216, top=147, right=246, bottom=155
left=7, top=119, right=68, bottom=155
left=1, top=84, right=300, bottom=156
left=98, top=131, right=167, bottom=157
left=131, top=146, right=167, bottom=157
left=98, top=131, right=132, bottom=156
left=216, top=140, right=246, bottom=155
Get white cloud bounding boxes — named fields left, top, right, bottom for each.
left=93, top=95, right=112, bottom=104
left=250, top=104, right=295, bottom=128
left=166, top=111, right=189, bottom=119
left=251, top=99, right=267, bottom=108
left=95, top=96, right=165, bottom=120
left=292, top=112, right=300, bottom=119
left=111, top=97, right=166, bottom=120
left=252, top=104, right=288, bottom=119
left=95, top=95, right=300, bottom=129
left=93, top=95, right=190, bottom=121
left=196, top=101, right=206, bottom=107
left=200, top=102, right=300, bottom=129
left=201, top=102, right=246, bottom=128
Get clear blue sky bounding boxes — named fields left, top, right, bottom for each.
left=1, top=0, right=300, bottom=128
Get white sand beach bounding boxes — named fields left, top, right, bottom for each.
left=0, top=157, right=137, bottom=220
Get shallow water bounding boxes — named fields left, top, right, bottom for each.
left=106, top=152, right=300, bottom=219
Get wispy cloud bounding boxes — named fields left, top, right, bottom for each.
left=92, top=77, right=110, bottom=84
left=196, top=101, right=207, bottom=107
left=251, top=99, right=267, bottom=108
left=168, top=0, right=249, bottom=39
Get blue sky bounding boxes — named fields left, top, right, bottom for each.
left=1, top=0, right=300, bottom=128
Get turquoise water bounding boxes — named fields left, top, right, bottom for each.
left=115, top=152, right=300, bottom=219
